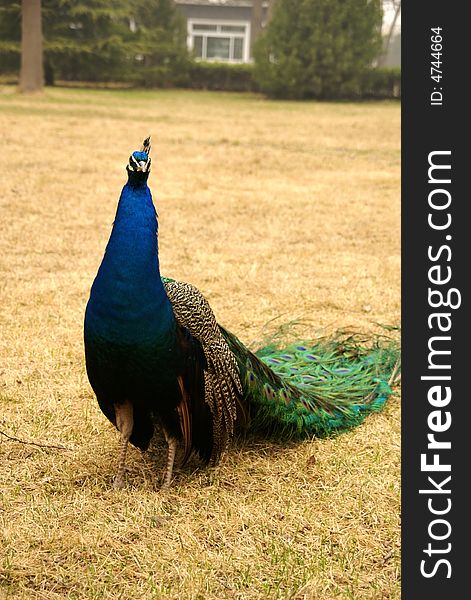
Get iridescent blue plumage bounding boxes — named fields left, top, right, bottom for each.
left=85, top=176, right=174, bottom=342
left=84, top=140, right=214, bottom=488
left=132, top=151, right=150, bottom=162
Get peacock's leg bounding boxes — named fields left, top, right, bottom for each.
left=113, top=399, right=134, bottom=490
left=161, top=430, right=178, bottom=489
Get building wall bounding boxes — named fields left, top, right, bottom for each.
left=177, top=5, right=252, bottom=22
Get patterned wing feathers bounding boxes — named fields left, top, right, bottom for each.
left=164, top=280, right=242, bottom=463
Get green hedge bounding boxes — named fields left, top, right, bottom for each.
left=0, top=52, right=400, bottom=99
left=360, top=67, right=401, bottom=99
left=0, top=48, right=19, bottom=75
left=183, top=61, right=257, bottom=92
left=182, top=62, right=400, bottom=99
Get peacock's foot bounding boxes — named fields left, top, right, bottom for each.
left=161, top=433, right=178, bottom=489
left=113, top=475, right=125, bottom=490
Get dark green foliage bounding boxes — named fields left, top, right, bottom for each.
left=181, top=63, right=400, bottom=98
left=0, top=0, right=399, bottom=97
left=123, top=0, right=189, bottom=87
left=186, top=62, right=257, bottom=92
left=0, top=1, right=20, bottom=44
left=0, top=1, right=21, bottom=73
left=0, top=0, right=189, bottom=86
left=43, top=0, right=134, bottom=83
left=253, top=0, right=383, bottom=99
left=361, top=66, right=401, bottom=98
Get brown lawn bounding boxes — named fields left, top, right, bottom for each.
left=0, top=86, right=400, bottom=599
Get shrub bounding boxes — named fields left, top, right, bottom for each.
left=184, top=62, right=257, bottom=92
left=254, top=0, right=383, bottom=100
left=361, top=66, right=401, bottom=99
left=0, top=0, right=189, bottom=87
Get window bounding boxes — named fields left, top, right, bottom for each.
left=206, top=37, right=231, bottom=60
left=188, top=20, right=250, bottom=63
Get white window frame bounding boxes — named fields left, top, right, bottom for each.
left=187, top=18, right=251, bottom=64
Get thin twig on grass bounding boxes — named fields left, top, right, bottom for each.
left=0, top=428, right=72, bottom=451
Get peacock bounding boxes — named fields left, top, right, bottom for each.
left=84, top=138, right=400, bottom=489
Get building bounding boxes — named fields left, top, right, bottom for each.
left=174, top=1, right=272, bottom=63
left=175, top=1, right=401, bottom=67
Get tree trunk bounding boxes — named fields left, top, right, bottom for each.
left=379, top=1, right=401, bottom=67
left=266, top=0, right=276, bottom=24
left=20, top=0, right=43, bottom=93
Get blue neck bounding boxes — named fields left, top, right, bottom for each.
left=86, top=178, right=174, bottom=343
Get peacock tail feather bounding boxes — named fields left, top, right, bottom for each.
left=220, top=327, right=400, bottom=439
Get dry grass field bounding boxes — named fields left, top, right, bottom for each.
left=0, top=86, right=400, bottom=599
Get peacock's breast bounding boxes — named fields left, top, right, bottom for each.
left=84, top=323, right=181, bottom=401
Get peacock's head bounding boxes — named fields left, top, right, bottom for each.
left=126, top=136, right=152, bottom=184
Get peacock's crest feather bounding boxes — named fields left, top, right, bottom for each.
left=128, top=136, right=152, bottom=174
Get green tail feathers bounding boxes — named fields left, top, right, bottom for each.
left=220, top=327, right=400, bottom=438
